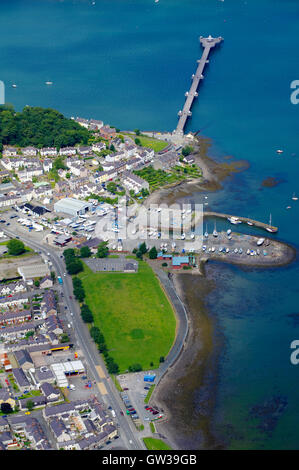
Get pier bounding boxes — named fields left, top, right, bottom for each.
left=204, top=211, right=278, bottom=233
left=174, top=35, right=223, bottom=135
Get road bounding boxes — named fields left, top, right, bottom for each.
left=2, top=224, right=145, bottom=451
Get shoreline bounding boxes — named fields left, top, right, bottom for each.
left=144, top=136, right=249, bottom=208
left=152, top=271, right=222, bottom=450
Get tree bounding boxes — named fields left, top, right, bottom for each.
left=81, top=304, right=93, bottom=323
left=149, top=246, right=158, bottom=259
left=135, top=138, right=141, bottom=146
left=139, top=242, right=147, bottom=255
left=7, top=238, right=25, bottom=256
left=159, top=356, right=165, bottom=363
left=66, top=259, right=83, bottom=275
left=60, top=333, right=70, bottom=343
left=182, top=145, right=194, bottom=157
left=128, top=363, right=142, bottom=372
left=134, top=129, right=141, bottom=136
left=80, top=246, right=91, bottom=258
left=26, top=400, right=34, bottom=412
left=1, top=402, right=13, bottom=414
left=136, top=250, right=143, bottom=260
left=97, top=241, right=109, bottom=258
left=34, top=279, right=40, bottom=287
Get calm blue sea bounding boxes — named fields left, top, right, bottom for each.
left=1, top=0, right=299, bottom=449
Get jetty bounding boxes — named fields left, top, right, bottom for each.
left=204, top=211, right=278, bottom=233
left=174, top=35, right=223, bottom=135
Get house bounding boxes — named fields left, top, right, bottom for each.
left=75, top=117, right=89, bottom=128
left=172, top=256, right=190, bottom=269
left=3, top=147, right=17, bottom=157
left=89, top=119, right=103, bottom=130
left=92, top=142, right=106, bottom=153
left=49, top=417, right=71, bottom=445
left=77, top=146, right=92, bottom=155
left=40, top=147, right=57, bottom=157
left=0, top=390, right=16, bottom=409
left=40, top=382, right=61, bottom=402
left=18, top=395, right=47, bottom=411
left=0, top=310, right=32, bottom=327
left=35, top=366, right=55, bottom=384
left=41, top=290, right=57, bottom=316
left=0, top=292, right=29, bottom=309
left=14, top=349, right=34, bottom=370
left=12, top=368, right=33, bottom=392
left=0, top=416, right=9, bottom=433
left=22, top=146, right=37, bottom=157
left=157, top=252, right=173, bottom=261
left=183, top=154, right=195, bottom=164
left=0, top=431, right=16, bottom=449
left=154, top=151, right=178, bottom=170
left=45, top=315, right=63, bottom=336
left=39, top=276, right=53, bottom=289
left=0, top=323, right=36, bottom=341
left=0, top=281, right=26, bottom=296
left=59, top=147, right=77, bottom=157
left=122, top=171, right=149, bottom=194
left=99, top=126, right=116, bottom=140
left=42, top=159, right=53, bottom=172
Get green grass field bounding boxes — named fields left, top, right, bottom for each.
left=123, top=133, right=168, bottom=152
left=78, top=261, right=176, bottom=373
left=143, top=438, right=172, bottom=450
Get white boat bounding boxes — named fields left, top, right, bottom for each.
left=190, top=233, right=195, bottom=239
left=257, top=238, right=265, bottom=246
left=234, top=248, right=238, bottom=254
left=227, top=235, right=232, bottom=240
left=226, top=248, right=230, bottom=253
left=247, top=220, right=253, bottom=226
left=213, top=221, right=218, bottom=237
left=292, top=193, right=298, bottom=201
left=276, top=149, right=283, bottom=154
left=266, top=213, right=276, bottom=233
left=247, top=249, right=250, bottom=255
left=45, top=81, right=53, bottom=85
left=12, top=84, right=17, bottom=88
left=181, top=233, right=185, bottom=240
left=239, top=248, right=243, bottom=254
left=204, top=224, right=209, bottom=238
left=227, top=216, right=242, bottom=225
left=211, top=247, right=215, bottom=252
left=227, top=229, right=232, bottom=235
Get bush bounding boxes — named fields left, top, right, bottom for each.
left=128, top=363, right=143, bottom=372
left=7, top=239, right=25, bottom=256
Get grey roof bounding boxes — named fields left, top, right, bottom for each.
left=40, top=382, right=59, bottom=399
left=14, top=349, right=33, bottom=367
left=12, top=368, right=31, bottom=388
left=84, top=258, right=138, bottom=273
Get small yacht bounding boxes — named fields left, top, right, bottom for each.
left=211, top=246, right=215, bottom=252
left=218, top=247, right=223, bottom=252
left=247, top=220, right=253, bottom=226
left=292, top=193, right=298, bottom=201
left=257, top=238, right=265, bottom=246
left=234, top=248, right=238, bottom=254
left=247, top=249, right=251, bottom=255
left=45, top=81, right=53, bottom=85
left=204, top=224, right=209, bottom=239
left=12, top=84, right=17, bottom=88
left=239, top=248, right=243, bottom=254
left=190, top=233, right=195, bottom=239
left=181, top=233, right=185, bottom=240
left=213, top=221, right=218, bottom=237
left=266, top=214, right=276, bottom=233
left=227, top=235, right=232, bottom=240
left=276, top=149, right=283, bottom=154
left=227, top=229, right=232, bottom=235
left=226, top=248, right=230, bottom=253
left=227, top=216, right=242, bottom=225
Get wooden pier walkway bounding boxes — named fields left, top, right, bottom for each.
left=175, top=35, right=223, bottom=135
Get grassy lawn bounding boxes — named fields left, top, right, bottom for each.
left=123, top=133, right=168, bottom=152
left=144, top=384, right=155, bottom=404
left=78, top=261, right=176, bottom=373
left=143, top=438, right=172, bottom=450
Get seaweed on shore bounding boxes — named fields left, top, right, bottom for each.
left=249, top=395, right=288, bottom=436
